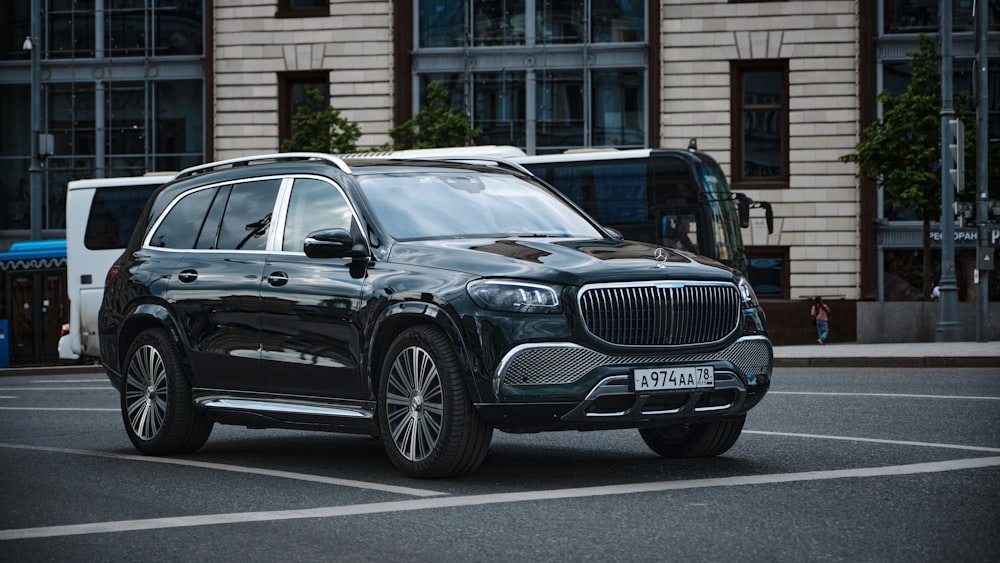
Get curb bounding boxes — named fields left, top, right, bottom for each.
left=774, top=357, right=1000, bottom=369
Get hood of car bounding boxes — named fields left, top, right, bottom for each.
left=386, top=237, right=739, bottom=285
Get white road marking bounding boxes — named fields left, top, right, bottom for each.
left=1, top=456, right=997, bottom=541
left=0, top=443, right=445, bottom=498
left=769, top=391, right=1000, bottom=400
left=0, top=387, right=111, bottom=391
left=0, top=407, right=117, bottom=411
left=744, top=430, right=1000, bottom=453
left=27, top=379, right=107, bottom=384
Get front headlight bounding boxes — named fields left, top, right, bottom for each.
left=737, top=277, right=759, bottom=308
left=467, top=279, right=560, bottom=313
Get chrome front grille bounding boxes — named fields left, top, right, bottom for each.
left=578, top=282, right=741, bottom=346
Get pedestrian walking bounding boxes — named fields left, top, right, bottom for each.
left=811, top=296, right=831, bottom=345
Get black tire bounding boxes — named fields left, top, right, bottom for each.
left=377, top=325, right=493, bottom=478
left=639, top=414, right=746, bottom=458
left=121, top=328, right=213, bottom=455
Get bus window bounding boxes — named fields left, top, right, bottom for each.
left=84, top=185, right=159, bottom=250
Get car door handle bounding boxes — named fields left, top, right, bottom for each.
left=267, top=271, right=289, bottom=287
left=178, top=269, right=198, bottom=283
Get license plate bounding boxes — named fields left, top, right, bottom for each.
left=633, top=366, right=714, bottom=391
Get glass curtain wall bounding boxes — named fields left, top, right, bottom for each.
left=0, top=1, right=205, bottom=233
left=875, top=0, right=1000, bottom=301
left=414, top=0, right=648, bottom=154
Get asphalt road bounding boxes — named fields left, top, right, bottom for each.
left=1, top=366, right=998, bottom=562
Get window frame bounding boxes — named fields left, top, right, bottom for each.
left=746, top=245, right=790, bottom=300
left=277, top=71, right=331, bottom=148
left=730, top=60, right=790, bottom=190
left=276, top=0, right=329, bottom=18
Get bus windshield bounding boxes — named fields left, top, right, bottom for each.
left=514, top=150, right=748, bottom=273
left=695, top=154, right=747, bottom=273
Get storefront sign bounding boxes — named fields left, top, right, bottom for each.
left=929, top=228, right=1000, bottom=246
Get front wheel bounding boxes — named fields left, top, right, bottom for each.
left=121, top=328, right=213, bottom=455
left=639, top=414, right=746, bottom=458
left=377, top=326, right=493, bottom=478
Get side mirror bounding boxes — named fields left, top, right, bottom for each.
left=760, top=201, right=774, bottom=235
left=735, top=194, right=774, bottom=235
left=303, top=228, right=369, bottom=260
left=604, top=227, right=624, bottom=240
left=736, top=193, right=751, bottom=228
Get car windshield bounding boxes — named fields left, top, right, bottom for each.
left=357, top=170, right=605, bottom=241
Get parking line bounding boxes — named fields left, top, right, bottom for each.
left=744, top=430, right=1000, bottom=453
left=0, top=443, right=446, bottom=498
left=1, top=456, right=997, bottom=541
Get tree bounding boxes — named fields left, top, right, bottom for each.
left=280, top=86, right=362, bottom=154
left=387, top=81, right=481, bottom=150
left=839, top=33, right=970, bottom=299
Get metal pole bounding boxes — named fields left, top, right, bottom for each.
left=936, top=0, right=963, bottom=341
left=28, top=0, right=42, bottom=241
left=975, top=0, right=991, bottom=342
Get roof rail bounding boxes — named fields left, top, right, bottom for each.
left=335, top=151, right=531, bottom=176
left=174, top=152, right=351, bottom=180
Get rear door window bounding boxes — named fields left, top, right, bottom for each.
left=216, top=179, right=281, bottom=251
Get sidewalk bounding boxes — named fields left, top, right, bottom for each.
left=772, top=341, right=1000, bottom=368
left=1, top=342, right=997, bottom=375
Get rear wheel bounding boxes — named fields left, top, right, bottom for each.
left=121, top=328, right=212, bottom=455
left=377, top=326, right=492, bottom=478
left=639, top=414, right=746, bottom=458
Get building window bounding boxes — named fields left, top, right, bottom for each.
left=411, top=0, right=650, bottom=154
left=473, top=72, right=527, bottom=148
left=882, top=58, right=1000, bottom=147
left=746, top=246, right=789, bottom=299
left=278, top=72, right=330, bottom=147
left=731, top=61, right=789, bottom=188
left=276, top=0, right=329, bottom=18
left=45, top=2, right=204, bottom=59
left=0, top=2, right=205, bottom=234
left=882, top=0, right=999, bottom=35
left=474, top=0, right=526, bottom=46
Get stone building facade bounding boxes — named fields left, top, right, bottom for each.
left=213, top=0, right=396, bottom=158
left=660, top=1, right=861, bottom=302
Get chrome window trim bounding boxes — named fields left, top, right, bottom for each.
left=143, top=173, right=369, bottom=256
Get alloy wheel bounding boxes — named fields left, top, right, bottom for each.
left=123, top=344, right=168, bottom=441
left=384, top=345, right=444, bottom=462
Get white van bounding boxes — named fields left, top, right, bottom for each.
left=65, top=174, right=173, bottom=361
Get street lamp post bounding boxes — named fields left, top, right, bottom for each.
left=974, top=0, right=992, bottom=342
left=936, top=0, right=963, bottom=341
left=25, top=0, right=43, bottom=242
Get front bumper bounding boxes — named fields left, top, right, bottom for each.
left=475, top=335, right=772, bottom=432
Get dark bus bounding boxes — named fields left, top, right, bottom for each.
left=513, top=148, right=770, bottom=274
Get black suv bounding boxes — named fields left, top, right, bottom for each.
left=99, top=152, right=772, bottom=478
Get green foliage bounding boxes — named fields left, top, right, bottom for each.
left=840, top=34, right=946, bottom=223
left=840, top=33, right=984, bottom=299
left=279, top=86, right=362, bottom=154
left=388, top=81, right=481, bottom=150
